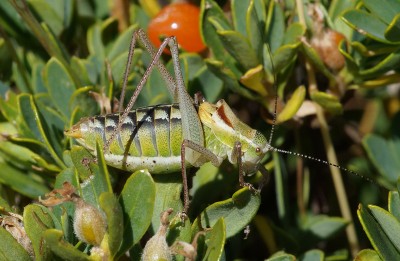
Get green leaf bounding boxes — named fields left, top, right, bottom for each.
left=358, top=204, right=400, bottom=260
left=69, top=57, right=93, bottom=87
left=107, top=25, right=137, bottom=61
left=276, top=85, right=305, bottom=123
left=0, top=227, right=31, bottom=260
left=31, top=62, right=46, bottom=93
left=273, top=43, right=300, bottom=73
left=0, top=196, right=11, bottom=211
left=302, top=215, right=348, bottom=240
left=152, top=174, right=184, bottom=232
left=359, top=51, right=400, bottom=79
left=150, top=175, right=192, bottom=256
left=246, top=0, right=263, bottom=57
left=24, top=204, right=54, bottom=260
left=99, top=192, right=123, bottom=258
left=354, top=249, right=382, bottom=261
left=341, top=10, right=394, bottom=43
left=369, top=205, right=400, bottom=252
left=310, top=91, right=343, bottom=115
left=0, top=141, right=60, bottom=172
left=362, top=134, right=400, bottom=183
left=339, top=42, right=360, bottom=76
left=192, top=187, right=260, bottom=238
left=363, top=0, right=400, bottom=25
left=232, top=0, right=251, bottom=37
left=299, top=249, right=324, bottom=260
left=193, top=65, right=224, bottom=103
left=69, top=86, right=99, bottom=118
left=70, top=146, right=108, bottom=207
left=216, top=30, right=259, bottom=71
left=118, top=170, right=156, bottom=256
left=43, top=57, right=76, bottom=120
left=301, top=42, right=335, bottom=83
left=0, top=162, right=49, bottom=198
left=271, top=23, right=304, bottom=72
left=266, top=1, right=285, bottom=53
left=87, top=23, right=106, bottom=60
left=70, top=146, right=96, bottom=180
left=385, top=14, right=400, bottom=42
left=43, top=229, right=90, bottom=261
left=205, top=59, right=259, bottom=101
left=389, top=191, right=400, bottom=221
left=0, top=91, right=19, bottom=123
left=202, top=218, right=226, bottom=261
left=240, top=65, right=268, bottom=96
left=268, top=251, right=296, bottom=260
left=200, top=0, right=232, bottom=62
left=283, top=23, right=306, bottom=45
left=27, top=0, right=65, bottom=36
left=95, top=142, right=113, bottom=193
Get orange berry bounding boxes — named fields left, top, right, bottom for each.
left=148, top=3, right=206, bottom=53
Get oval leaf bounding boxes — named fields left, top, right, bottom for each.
left=43, top=229, right=90, bottom=261
left=310, top=91, right=343, bottom=115
left=43, top=57, right=76, bottom=119
left=216, top=30, right=259, bottom=71
left=357, top=204, right=400, bottom=260
left=118, top=170, right=156, bottom=255
left=362, top=134, right=400, bottom=183
left=369, top=205, right=400, bottom=252
left=0, top=227, right=31, bottom=260
left=240, top=65, right=268, bottom=96
left=192, top=187, right=260, bottom=238
left=342, top=10, right=391, bottom=43
left=99, top=192, right=123, bottom=258
left=389, top=191, right=400, bottom=221
left=24, top=204, right=54, bottom=260
left=202, top=218, right=225, bottom=261
left=276, top=85, right=306, bottom=123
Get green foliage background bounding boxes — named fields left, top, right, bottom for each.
left=0, top=0, right=400, bottom=260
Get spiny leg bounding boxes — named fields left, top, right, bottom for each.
left=106, top=29, right=208, bottom=216
left=232, top=141, right=254, bottom=190
left=180, top=139, right=222, bottom=215
left=168, top=35, right=205, bottom=154
left=232, top=141, right=270, bottom=192
left=135, top=29, right=178, bottom=95
left=104, top=32, right=177, bottom=152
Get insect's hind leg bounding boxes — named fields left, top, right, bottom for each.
left=180, top=139, right=223, bottom=216
left=104, top=31, right=178, bottom=152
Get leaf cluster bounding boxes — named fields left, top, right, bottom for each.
left=0, top=0, right=399, bottom=260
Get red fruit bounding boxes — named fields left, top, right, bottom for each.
left=148, top=3, right=206, bottom=53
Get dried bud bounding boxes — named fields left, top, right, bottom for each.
left=141, top=209, right=173, bottom=261
left=0, top=212, right=33, bottom=257
left=311, top=29, right=346, bottom=71
left=73, top=199, right=106, bottom=246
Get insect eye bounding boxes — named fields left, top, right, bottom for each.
left=256, top=147, right=261, bottom=154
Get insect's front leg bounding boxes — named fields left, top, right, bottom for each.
left=232, top=141, right=270, bottom=192
left=180, top=139, right=222, bottom=216
left=232, top=141, right=256, bottom=191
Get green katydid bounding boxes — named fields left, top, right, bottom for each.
left=64, top=29, right=352, bottom=215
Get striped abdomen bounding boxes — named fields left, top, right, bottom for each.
left=67, top=104, right=185, bottom=173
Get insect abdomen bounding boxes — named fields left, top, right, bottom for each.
left=71, top=104, right=184, bottom=173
